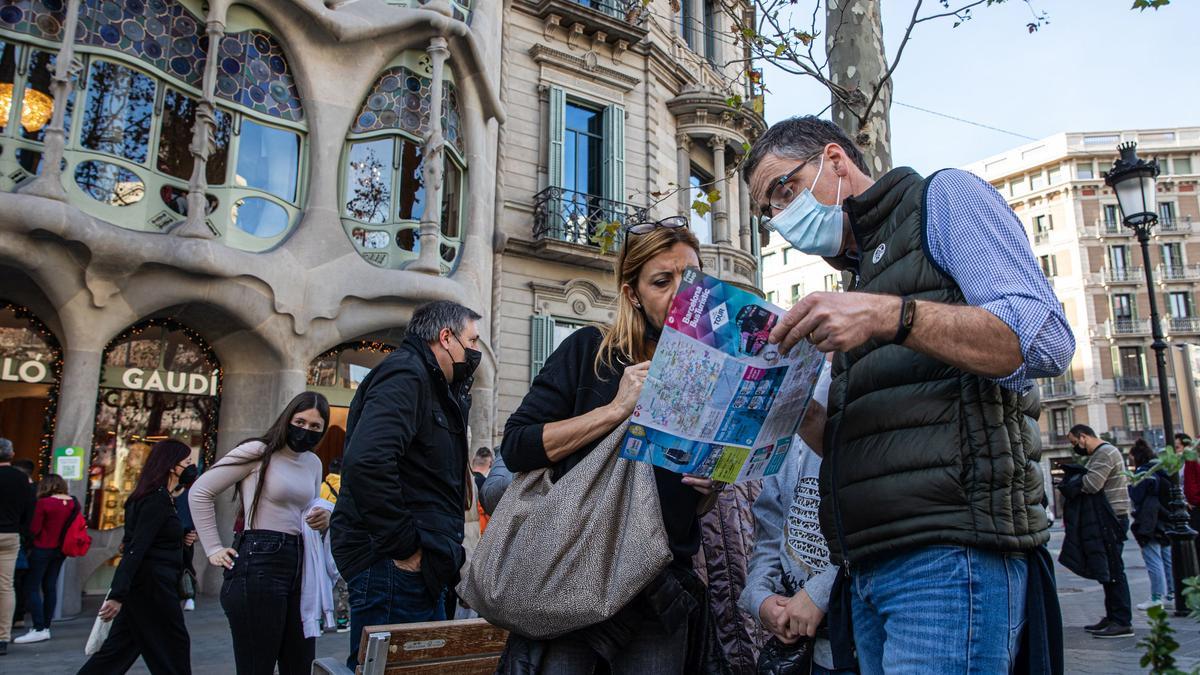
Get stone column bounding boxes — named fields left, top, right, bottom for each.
left=18, top=0, right=81, bottom=201
left=676, top=132, right=692, bottom=218
left=738, top=174, right=752, bottom=251
left=412, top=36, right=451, bottom=274
left=175, top=17, right=226, bottom=239
left=710, top=135, right=730, bottom=245
left=50, top=346, right=103, bottom=616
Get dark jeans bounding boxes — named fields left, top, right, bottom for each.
left=25, top=547, right=64, bottom=630
left=536, top=617, right=688, bottom=674
left=77, top=563, right=190, bottom=675
left=220, top=530, right=313, bottom=675
left=346, top=557, right=446, bottom=669
left=1102, top=516, right=1133, bottom=627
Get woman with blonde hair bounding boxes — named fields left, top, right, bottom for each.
left=498, top=216, right=720, bottom=673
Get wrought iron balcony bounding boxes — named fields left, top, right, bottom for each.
left=532, top=186, right=646, bottom=251
left=1102, top=266, right=1143, bottom=284
left=1107, top=319, right=1150, bottom=336
left=1158, top=264, right=1200, bottom=281
left=1034, top=230, right=1051, bottom=245
left=1108, top=426, right=1166, bottom=447
left=521, top=0, right=648, bottom=44
left=1039, top=378, right=1076, bottom=401
left=1114, top=376, right=1157, bottom=394
left=1168, top=316, right=1200, bottom=333
left=1158, top=217, right=1191, bottom=233
left=1099, top=218, right=1132, bottom=236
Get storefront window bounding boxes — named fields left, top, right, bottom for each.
left=89, top=323, right=220, bottom=530
left=0, top=303, right=60, bottom=469
left=306, top=342, right=394, bottom=472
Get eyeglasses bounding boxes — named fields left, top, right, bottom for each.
left=762, top=159, right=814, bottom=216
left=626, top=215, right=689, bottom=235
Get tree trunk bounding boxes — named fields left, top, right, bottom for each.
left=826, top=0, right=893, bottom=176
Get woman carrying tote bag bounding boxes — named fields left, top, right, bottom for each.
left=77, top=440, right=194, bottom=675
left=495, top=217, right=719, bottom=674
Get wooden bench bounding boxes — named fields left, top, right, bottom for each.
left=312, top=618, right=509, bottom=675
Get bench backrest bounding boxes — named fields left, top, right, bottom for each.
left=357, top=618, right=509, bottom=675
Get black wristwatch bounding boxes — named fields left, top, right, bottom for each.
left=892, top=296, right=917, bottom=345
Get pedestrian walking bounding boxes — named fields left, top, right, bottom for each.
left=12, top=474, right=74, bottom=645
left=1129, top=439, right=1174, bottom=611
left=77, top=439, right=194, bottom=675
left=9, top=459, right=34, bottom=633
left=495, top=220, right=719, bottom=673
left=330, top=300, right=481, bottom=669
left=1066, top=425, right=1134, bottom=638
left=0, top=437, right=34, bottom=657
left=190, top=391, right=332, bottom=675
left=745, top=115, right=1071, bottom=673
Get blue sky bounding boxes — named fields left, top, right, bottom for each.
left=762, top=1, right=1200, bottom=175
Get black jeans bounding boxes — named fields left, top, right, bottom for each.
left=77, top=563, right=190, bottom=675
left=1102, top=516, right=1133, bottom=627
left=220, top=530, right=313, bottom=675
left=25, top=547, right=64, bottom=630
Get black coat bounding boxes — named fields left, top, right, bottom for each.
left=1058, top=464, right=1126, bottom=583
left=1129, top=464, right=1172, bottom=546
left=332, top=334, right=472, bottom=594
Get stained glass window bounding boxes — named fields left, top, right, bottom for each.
left=0, top=0, right=69, bottom=42
left=352, top=65, right=462, bottom=155
left=215, top=30, right=302, bottom=123
left=75, top=0, right=207, bottom=90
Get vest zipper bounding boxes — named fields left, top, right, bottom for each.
left=827, top=412, right=853, bottom=572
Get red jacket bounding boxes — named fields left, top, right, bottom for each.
left=30, top=496, right=75, bottom=550
left=1185, top=460, right=1200, bottom=508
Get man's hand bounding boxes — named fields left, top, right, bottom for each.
left=305, top=507, right=331, bottom=532
left=394, top=549, right=422, bottom=573
left=782, top=589, right=825, bottom=638
left=771, top=292, right=900, bottom=355
left=759, top=594, right=798, bottom=644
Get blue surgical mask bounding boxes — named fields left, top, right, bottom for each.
left=767, top=156, right=845, bottom=257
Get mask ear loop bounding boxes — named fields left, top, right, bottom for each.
left=835, top=170, right=843, bottom=204
left=809, top=154, right=826, bottom=191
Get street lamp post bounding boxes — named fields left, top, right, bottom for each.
left=1106, top=141, right=1198, bottom=616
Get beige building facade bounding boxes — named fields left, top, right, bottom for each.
left=965, top=127, right=1200, bottom=507
left=0, top=0, right=765, bottom=606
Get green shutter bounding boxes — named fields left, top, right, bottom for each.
left=530, top=315, right=556, bottom=384
left=603, top=103, right=626, bottom=215
left=548, top=87, right=566, bottom=190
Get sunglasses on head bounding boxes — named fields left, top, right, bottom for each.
left=626, top=216, right=689, bottom=235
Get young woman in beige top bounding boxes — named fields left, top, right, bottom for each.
left=189, top=392, right=330, bottom=675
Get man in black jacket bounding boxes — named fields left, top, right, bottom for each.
left=0, top=438, right=34, bottom=656
left=332, top=300, right=481, bottom=668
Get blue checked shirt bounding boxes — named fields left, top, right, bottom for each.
left=923, top=169, right=1075, bottom=392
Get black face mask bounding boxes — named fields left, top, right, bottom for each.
left=287, top=424, right=324, bottom=453
left=177, top=464, right=199, bottom=487
left=450, top=333, right=481, bottom=383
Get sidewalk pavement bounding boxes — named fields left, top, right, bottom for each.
left=2, top=526, right=1196, bottom=673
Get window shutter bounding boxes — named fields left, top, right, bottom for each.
left=530, top=315, right=556, bottom=384
left=548, top=86, right=566, bottom=190
left=603, top=103, right=626, bottom=216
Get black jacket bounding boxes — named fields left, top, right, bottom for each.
left=1129, top=464, right=1171, bottom=546
left=1058, top=464, right=1126, bottom=583
left=111, top=488, right=183, bottom=602
left=0, top=465, right=34, bottom=534
left=332, top=334, right=472, bottom=593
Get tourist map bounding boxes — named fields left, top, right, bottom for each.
left=619, top=267, right=825, bottom=483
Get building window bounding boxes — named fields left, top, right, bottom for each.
left=1009, top=178, right=1024, bottom=197
left=1051, top=408, right=1072, bottom=437
left=1159, top=158, right=1171, bottom=175
left=1077, top=162, right=1094, bottom=180
left=1033, top=215, right=1052, bottom=233
left=1038, top=254, right=1057, bottom=278
left=1125, top=402, right=1148, bottom=431
left=688, top=169, right=713, bottom=244
left=1162, top=242, right=1183, bottom=271
left=703, top=0, right=719, bottom=64
left=1176, top=157, right=1192, bottom=174
left=1117, top=345, right=1144, bottom=381
left=766, top=290, right=777, bottom=303
left=823, top=274, right=839, bottom=292
left=761, top=251, right=777, bottom=273
left=341, top=52, right=467, bottom=271
left=1160, top=201, right=1176, bottom=226
left=1047, top=166, right=1061, bottom=184
left=564, top=102, right=604, bottom=200
left=545, top=86, right=626, bottom=246
left=1111, top=294, right=1134, bottom=321
left=530, top=315, right=585, bottom=383
left=1030, top=172, right=1045, bottom=191
left=1103, top=204, right=1121, bottom=227
left=1169, top=291, right=1193, bottom=318
left=1108, top=245, right=1129, bottom=273
left=790, top=284, right=801, bottom=305
left=679, top=1, right=692, bottom=45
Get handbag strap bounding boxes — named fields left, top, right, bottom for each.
left=56, top=497, right=80, bottom=551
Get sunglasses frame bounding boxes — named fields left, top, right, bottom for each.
left=626, top=215, right=690, bottom=235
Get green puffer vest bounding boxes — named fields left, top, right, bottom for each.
left=820, top=167, right=1050, bottom=566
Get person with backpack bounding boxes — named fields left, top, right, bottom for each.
left=77, top=440, right=194, bottom=674
left=1129, top=439, right=1175, bottom=610
left=12, top=474, right=77, bottom=645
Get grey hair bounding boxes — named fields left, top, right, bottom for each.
left=743, top=115, right=871, bottom=186
left=409, top=300, right=482, bottom=342
left=0, top=438, right=13, bottom=462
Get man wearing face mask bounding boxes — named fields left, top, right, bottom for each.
left=744, top=116, right=1075, bottom=673
left=332, top=300, right=482, bottom=669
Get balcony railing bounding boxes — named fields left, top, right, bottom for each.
left=1108, top=426, right=1166, bottom=447
left=532, top=186, right=647, bottom=250
left=1158, top=264, right=1200, bottom=281
left=1168, top=316, right=1200, bottom=333
left=1034, top=230, right=1051, bottom=245
left=1158, top=217, right=1192, bottom=233
left=1102, top=266, right=1143, bottom=283
left=1114, top=376, right=1157, bottom=393
left=1107, top=319, right=1151, bottom=336
left=1100, top=218, right=1133, bottom=236
left=1039, top=379, right=1076, bottom=401
left=522, top=0, right=649, bottom=44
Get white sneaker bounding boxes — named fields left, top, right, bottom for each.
left=1137, top=597, right=1163, bottom=611
left=13, top=629, right=50, bottom=644
left=183, top=599, right=195, bottom=611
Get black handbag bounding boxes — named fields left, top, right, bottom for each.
left=757, top=636, right=814, bottom=674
